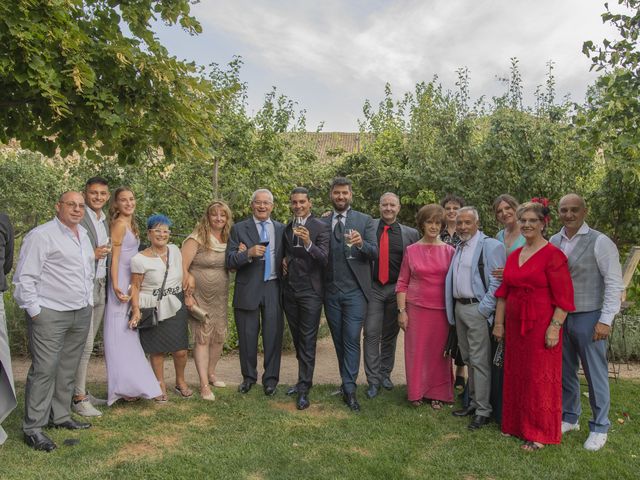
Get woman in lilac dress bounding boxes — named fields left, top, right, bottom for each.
left=104, top=187, right=161, bottom=404
left=397, top=204, right=455, bottom=409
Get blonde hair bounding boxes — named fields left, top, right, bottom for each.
left=108, top=187, right=139, bottom=238
left=193, top=200, right=233, bottom=248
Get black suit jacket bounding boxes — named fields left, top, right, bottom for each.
left=323, top=209, right=378, bottom=301
left=283, top=216, right=330, bottom=297
left=226, top=217, right=285, bottom=310
left=0, top=213, right=14, bottom=292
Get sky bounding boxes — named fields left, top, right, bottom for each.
left=154, top=0, right=617, bottom=132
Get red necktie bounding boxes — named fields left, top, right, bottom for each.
left=378, top=225, right=390, bottom=285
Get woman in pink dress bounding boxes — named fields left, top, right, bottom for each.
left=104, top=187, right=162, bottom=404
left=397, top=204, right=455, bottom=409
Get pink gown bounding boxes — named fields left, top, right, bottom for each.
left=396, top=242, right=455, bottom=402
left=104, top=229, right=161, bottom=404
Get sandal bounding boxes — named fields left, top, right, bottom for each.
left=174, top=385, right=194, bottom=398
left=200, top=385, right=215, bottom=401
left=122, top=396, right=140, bottom=402
left=154, top=394, right=168, bottom=404
left=410, top=400, right=424, bottom=407
left=520, top=441, right=544, bottom=452
left=430, top=400, right=443, bottom=410
left=209, top=376, right=227, bottom=388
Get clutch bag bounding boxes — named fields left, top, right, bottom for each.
left=189, top=304, right=210, bottom=323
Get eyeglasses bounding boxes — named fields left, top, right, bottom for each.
left=60, top=201, right=86, bottom=209
left=252, top=201, right=273, bottom=207
left=517, top=218, right=540, bottom=225
left=149, top=229, right=171, bottom=235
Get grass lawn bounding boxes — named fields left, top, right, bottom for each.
left=1, top=380, right=639, bottom=479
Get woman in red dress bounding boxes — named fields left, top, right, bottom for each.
left=397, top=204, right=455, bottom=409
left=492, top=202, right=575, bottom=451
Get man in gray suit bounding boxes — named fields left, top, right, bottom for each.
left=72, top=177, right=111, bottom=417
left=226, top=189, right=285, bottom=396
left=445, top=207, right=505, bottom=430
left=0, top=213, right=15, bottom=445
left=14, top=191, right=95, bottom=451
left=323, top=177, right=378, bottom=412
left=364, top=192, right=419, bottom=399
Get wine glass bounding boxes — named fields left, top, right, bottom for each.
left=344, top=229, right=355, bottom=259
left=293, top=216, right=304, bottom=248
left=258, top=240, right=270, bottom=261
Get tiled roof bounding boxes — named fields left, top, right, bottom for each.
left=284, top=132, right=374, bottom=162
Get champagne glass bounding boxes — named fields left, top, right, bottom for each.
left=104, top=236, right=112, bottom=253
left=293, top=216, right=304, bottom=248
left=344, top=228, right=355, bottom=259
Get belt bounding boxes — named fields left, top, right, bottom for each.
left=455, top=297, right=479, bottom=305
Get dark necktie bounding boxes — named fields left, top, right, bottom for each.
left=334, top=214, right=344, bottom=241
left=378, top=225, right=390, bottom=285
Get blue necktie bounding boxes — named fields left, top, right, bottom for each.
left=260, top=221, right=271, bottom=282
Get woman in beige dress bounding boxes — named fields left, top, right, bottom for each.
left=182, top=201, right=236, bottom=401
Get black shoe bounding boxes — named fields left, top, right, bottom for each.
left=24, top=432, right=57, bottom=452
left=286, top=385, right=298, bottom=396
left=238, top=381, right=254, bottom=394
left=296, top=392, right=310, bottom=410
left=381, top=377, right=394, bottom=390
left=468, top=415, right=491, bottom=430
left=263, top=385, right=277, bottom=396
left=452, top=406, right=476, bottom=417
left=366, top=384, right=380, bottom=399
left=343, top=392, right=361, bottom=412
left=51, top=419, right=91, bottom=430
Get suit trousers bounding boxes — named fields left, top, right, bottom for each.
left=324, top=287, right=367, bottom=394
left=562, top=310, right=610, bottom=433
left=234, top=279, right=283, bottom=388
left=363, top=282, right=399, bottom=386
left=455, top=302, right=492, bottom=418
left=23, top=305, right=91, bottom=434
left=282, top=284, right=323, bottom=392
left=74, top=277, right=106, bottom=396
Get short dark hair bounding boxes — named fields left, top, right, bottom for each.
left=290, top=187, right=309, bottom=199
left=85, top=176, right=109, bottom=189
left=440, top=194, right=465, bottom=209
left=330, top=176, right=352, bottom=192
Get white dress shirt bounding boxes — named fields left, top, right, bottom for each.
left=558, top=222, right=624, bottom=326
left=452, top=230, right=481, bottom=299
left=13, top=218, right=95, bottom=317
left=87, top=207, right=108, bottom=279
left=253, top=216, right=277, bottom=280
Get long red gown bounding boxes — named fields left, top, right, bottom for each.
left=495, top=243, right=575, bottom=444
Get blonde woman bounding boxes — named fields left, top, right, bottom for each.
left=182, top=201, right=236, bottom=401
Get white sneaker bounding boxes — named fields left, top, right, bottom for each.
left=87, top=392, right=108, bottom=406
left=561, top=421, right=580, bottom=434
left=72, top=398, right=103, bottom=417
left=584, top=432, right=608, bottom=451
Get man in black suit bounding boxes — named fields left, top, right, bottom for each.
left=226, top=189, right=285, bottom=396
left=323, top=177, right=378, bottom=412
left=282, top=187, right=330, bottom=410
left=364, top=192, right=419, bottom=399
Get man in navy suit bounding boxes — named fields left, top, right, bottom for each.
left=323, top=177, right=378, bottom=412
left=226, top=189, right=285, bottom=396
left=282, top=187, right=330, bottom=410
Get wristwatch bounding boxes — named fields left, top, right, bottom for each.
left=550, top=319, right=563, bottom=328
left=397, top=307, right=406, bottom=313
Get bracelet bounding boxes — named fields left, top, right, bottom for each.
left=550, top=319, right=563, bottom=328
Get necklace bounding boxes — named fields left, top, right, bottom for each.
left=150, top=247, right=168, bottom=258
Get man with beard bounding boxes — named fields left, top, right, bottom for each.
left=323, top=177, right=377, bottom=412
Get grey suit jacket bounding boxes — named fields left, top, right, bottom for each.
left=323, top=209, right=378, bottom=301
left=80, top=209, right=111, bottom=276
left=226, top=217, right=285, bottom=310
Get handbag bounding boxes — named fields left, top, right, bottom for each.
left=133, top=247, right=170, bottom=330
left=189, top=304, right=210, bottom=323
left=493, top=340, right=504, bottom=368
left=443, top=325, right=459, bottom=358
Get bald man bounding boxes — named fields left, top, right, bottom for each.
left=550, top=194, right=624, bottom=451
left=14, top=192, right=95, bottom=451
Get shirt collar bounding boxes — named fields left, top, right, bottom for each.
left=54, top=217, right=87, bottom=239
left=87, top=208, right=106, bottom=223
left=333, top=207, right=350, bottom=220
left=253, top=216, right=272, bottom=225
left=560, top=222, right=590, bottom=241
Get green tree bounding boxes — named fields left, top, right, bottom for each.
left=0, top=0, right=227, bottom=163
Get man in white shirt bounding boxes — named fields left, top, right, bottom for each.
left=550, top=193, right=624, bottom=451
left=72, top=177, right=111, bottom=417
left=14, top=191, right=95, bottom=452
left=445, top=207, right=505, bottom=430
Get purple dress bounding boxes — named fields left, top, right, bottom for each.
left=104, top=229, right=161, bottom=404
